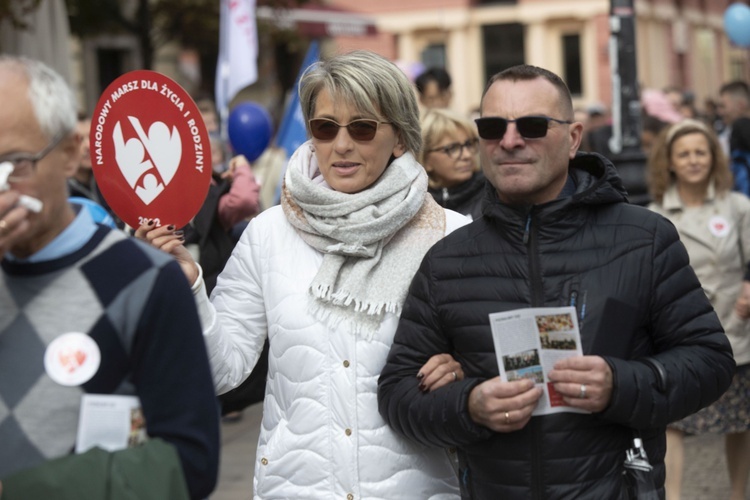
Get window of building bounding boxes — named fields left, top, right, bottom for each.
left=97, top=48, right=128, bottom=92
left=562, top=34, right=582, bottom=96
left=482, top=23, right=525, bottom=81
left=82, top=36, right=140, bottom=113
left=421, top=44, right=447, bottom=69
left=731, top=57, right=746, bottom=81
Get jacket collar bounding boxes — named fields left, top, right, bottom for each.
left=428, top=171, right=486, bottom=206
left=662, top=180, right=716, bottom=211
left=482, top=152, right=628, bottom=221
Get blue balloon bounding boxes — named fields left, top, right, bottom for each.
left=725, top=3, right=750, bottom=48
left=69, top=197, right=116, bottom=228
left=227, top=102, right=274, bottom=162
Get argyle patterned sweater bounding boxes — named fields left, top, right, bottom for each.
left=0, top=225, right=220, bottom=499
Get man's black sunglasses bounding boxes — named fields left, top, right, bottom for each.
left=474, top=115, right=572, bottom=140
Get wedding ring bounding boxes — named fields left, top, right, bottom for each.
left=504, top=411, right=510, bottom=424
left=0, top=219, right=7, bottom=236
left=579, top=383, right=587, bottom=399
left=452, top=371, right=458, bottom=382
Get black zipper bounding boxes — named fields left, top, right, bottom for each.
left=531, top=418, right=543, bottom=500
left=524, top=213, right=544, bottom=307
left=525, top=211, right=544, bottom=499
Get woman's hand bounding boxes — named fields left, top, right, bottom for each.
left=735, top=281, right=750, bottom=319
left=417, top=353, right=464, bottom=392
left=222, top=154, right=251, bottom=181
left=134, top=220, right=199, bottom=285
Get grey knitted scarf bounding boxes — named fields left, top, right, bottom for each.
left=281, top=141, right=445, bottom=338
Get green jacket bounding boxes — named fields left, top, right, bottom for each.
left=1, top=439, right=189, bottom=500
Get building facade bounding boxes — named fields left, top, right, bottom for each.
left=327, top=0, right=750, bottom=117
left=2, top=1, right=747, bottom=125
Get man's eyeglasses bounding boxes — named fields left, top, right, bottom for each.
left=1, top=130, right=68, bottom=183
left=308, top=118, right=390, bottom=142
left=427, top=138, right=479, bottom=160
left=474, top=116, right=572, bottom=141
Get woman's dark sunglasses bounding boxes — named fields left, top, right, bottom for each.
left=474, top=115, right=572, bottom=140
left=308, top=118, right=389, bottom=141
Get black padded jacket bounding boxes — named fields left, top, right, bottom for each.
left=428, top=171, right=486, bottom=221
left=378, top=152, right=735, bottom=500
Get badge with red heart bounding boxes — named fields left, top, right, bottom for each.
left=90, top=70, right=212, bottom=229
left=44, top=333, right=101, bottom=386
left=708, top=215, right=730, bottom=238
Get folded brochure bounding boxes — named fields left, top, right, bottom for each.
left=489, top=306, right=589, bottom=416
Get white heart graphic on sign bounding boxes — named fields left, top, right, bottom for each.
left=112, top=117, right=182, bottom=205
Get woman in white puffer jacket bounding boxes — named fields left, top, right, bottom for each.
left=138, top=50, right=467, bottom=499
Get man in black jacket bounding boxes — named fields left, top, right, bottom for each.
left=378, top=65, right=735, bottom=499
left=719, top=81, right=750, bottom=196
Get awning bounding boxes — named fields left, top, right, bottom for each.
left=256, top=4, right=378, bottom=38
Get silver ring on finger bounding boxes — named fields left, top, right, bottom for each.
left=504, top=411, right=510, bottom=425
left=452, top=371, right=458, bottom=382
left=579, top=383, right=587, bottom=399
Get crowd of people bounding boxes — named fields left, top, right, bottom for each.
left=0, top=46, right=748, bottom=500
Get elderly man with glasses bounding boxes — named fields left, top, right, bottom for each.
left=0, top=56, right=220, bottom=499
left=378, top=64, right=735, bottom=499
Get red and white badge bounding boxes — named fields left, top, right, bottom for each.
left=44, top=332, right=101, bottom=386
left=709, top=215, right=731, bottom=238
left=90, top=70, right=211, bottom=229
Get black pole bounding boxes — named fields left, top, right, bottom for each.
left=608, top=0, right=650, bottom=205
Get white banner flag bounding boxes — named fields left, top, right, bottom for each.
left=216, top=0, right=258, bottom=118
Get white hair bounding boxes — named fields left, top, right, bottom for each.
left=0, top=55, right=77, bottom=139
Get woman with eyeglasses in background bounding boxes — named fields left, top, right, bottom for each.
left=420, top=108, right=486, bottom=220
left=136, top=50, right=467, bottom=499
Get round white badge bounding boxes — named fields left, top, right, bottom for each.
left=708, top=215, right=731, bottom=238
left=44, top=332, right=101, bottom=386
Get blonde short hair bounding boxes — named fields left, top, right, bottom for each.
left=419, top=108, right=479, bottom=166
left=299, top=50, right=421, bottom=156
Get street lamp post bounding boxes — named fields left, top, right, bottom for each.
left=608, top=0, right=650, bottom=205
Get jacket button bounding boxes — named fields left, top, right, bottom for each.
left=343, top=360, right=350, bottom=368
left=345, top=428, right=352, bottom=436
left=347, top=495, right=354, bottom=500
left=449, top=447, right=456, bottom=454
left=261, top=457, right=268, bottom=465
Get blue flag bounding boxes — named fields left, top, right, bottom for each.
left=275, top=40, right=320, bottom=159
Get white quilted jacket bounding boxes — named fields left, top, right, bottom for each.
left=195, top=204, right=468, bottom=500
